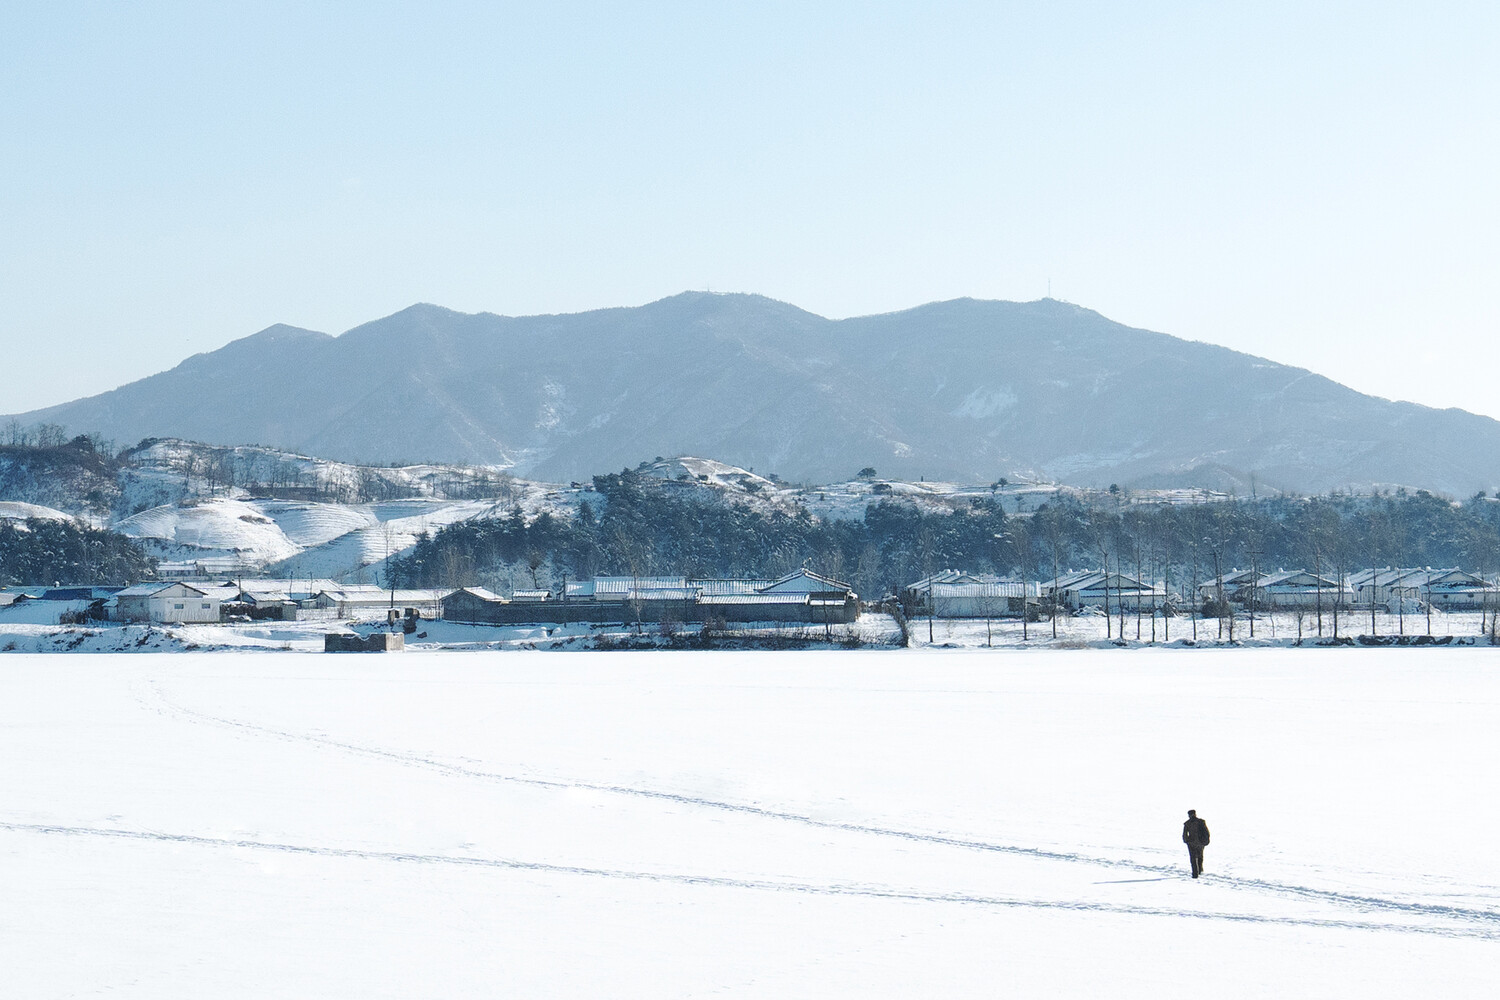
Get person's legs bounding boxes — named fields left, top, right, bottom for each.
left=1188, top=844, right=1203, bottom=877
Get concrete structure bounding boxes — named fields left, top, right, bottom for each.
left=324, top=631, right=404, bottom=652
left=112, top=582, right=220, bottom=623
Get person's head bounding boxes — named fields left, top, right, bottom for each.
left=1187, top=809, right=1197, bottom=818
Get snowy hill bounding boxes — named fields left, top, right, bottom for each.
left=0, top=500, right=78, bottom=525
left=11, top=294, right=1500, bottom=495
left=25, top=439, right=580, bottom=582
left=0, top=435, right=1241, bottom=581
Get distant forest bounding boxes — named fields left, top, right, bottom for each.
left=387, top=468, right=1500, bottom=598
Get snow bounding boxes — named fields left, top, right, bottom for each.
left=0, top=600, right=93, bottom=626
left=260, top=498, right=510, bottom=581
left=0, top=500, right=78, bottom=524
left=109, top=493, right=569, bottom=583
left=98, top=440, right=587, bottom=581
left=115, top=497, right=305, bottom=564
left=2, top=648, right=1497, bottom=997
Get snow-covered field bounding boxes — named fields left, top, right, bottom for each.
left=3, top=649, right=1497, bottom=997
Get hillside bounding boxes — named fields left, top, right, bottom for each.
left=9, top=293, right=1500, bottom=495
left=0, top=437, right=123, bottom=520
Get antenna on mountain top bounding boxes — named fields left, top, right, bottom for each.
left=1047, top=278, right=1052, bottom=299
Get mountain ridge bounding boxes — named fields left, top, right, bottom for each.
left=10, top=292, right=1500, bottom=495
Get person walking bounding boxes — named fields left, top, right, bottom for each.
left=1182, top=809, right=1210, bottom=877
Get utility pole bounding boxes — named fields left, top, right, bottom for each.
left=1213, top=549, right=1225, bottom=641
left=928, top=573, right=935, bottom=645
left=1248, top=548, right=1261, bottom=639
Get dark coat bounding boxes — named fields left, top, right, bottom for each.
left=1183, top=816, right=1210, bottom=847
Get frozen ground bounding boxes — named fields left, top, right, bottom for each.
left=2, top=649, right=1498, bottom=998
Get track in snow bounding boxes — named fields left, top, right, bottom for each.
left=3, top=819, right=1494, bottom=942
left=138, top=680, right=1500, bottom=937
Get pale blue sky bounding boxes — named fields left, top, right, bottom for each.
left=3, top=1, right=1497, bottom=418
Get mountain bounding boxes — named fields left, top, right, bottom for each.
left=10, top=293, right=1500, bottom=495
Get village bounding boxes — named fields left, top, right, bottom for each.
left=3, top=562, right=1497, bottom=649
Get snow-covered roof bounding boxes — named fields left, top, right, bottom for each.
left=445, top=587, right=505, bottom=603
left=1048, top=572, right=1158, bottom=594
left=38, top=587, right=122, bottom=601
left=1196, top=570, right=1261, bottom=593
left=930, top=582, right=1039, bottom=599
left=114, top=582, right=208, bottom=598
left=698, top=593, right=810, bottom=605
left=627, top=587, right=702, bottom=602
left=1050, top=570, right=1104, bottom=590
left=904, top=569, right=995, bottom=591
left=760, top=569, right=853, bottom=595
left=391, top=589, right=450, bottom=604
left=229, top=578, right=341, bottom=600
left=1424, top=568, right=1487, bottom=587
left=696, top=579, right=774, bottom=597
left=320, top=584, right=388, bottom=599
left=561, top=572, right=853, bottom=603
left=589, top=576, right=691, bottom=596
left=1255, top=570, right=1342, bottom=590
left=240, top=590, right=292, bottom=604
left=0, top=598, right=94, bottom=624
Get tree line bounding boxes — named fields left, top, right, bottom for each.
left=388, top=470, right=1500, bottom=600
left=0, top=519, right=157, bottom=587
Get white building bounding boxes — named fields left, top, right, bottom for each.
left=1351, top=568, right=1497, bottom=610
left=314, top=586, right=448, bottom=618
left=902, top=572, right=1040, bottom=617
left=1196, top=569, right=1261, bottom=604
left=930, top=582, right=1040, bottom=618
left=112, top=582, right=220, bottom=624
left=1249, top=570, right=1351, bottom=609
left=1047, top=571, right=1164, bottom=611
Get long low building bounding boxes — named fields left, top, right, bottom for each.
left=902, top=572, right=1041, bottom=618
left=1351, top=568, right=1498, bottom=610
left=312, top=586, right=450, bottom=619
left=1046, top=571, right=1164, bottom=611
left=442, top=570, right=859, bottom=626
